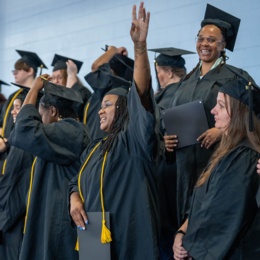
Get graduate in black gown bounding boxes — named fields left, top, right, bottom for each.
left=173, top=77, right=260, bottom=259
left=50, top=54, right=92, bottom=122
left=83, top=45, right=133, bottom=141
left=0, top=50, right=47, bottom=139
left=69, top=3, right=160, bottom=259
left=0, top=90, right=36, bottom=260
left=147, top=47, right=194, bottom=259
left=9, top=77, right=90, bottom=260
left=164, top=4, right=257, bottom=228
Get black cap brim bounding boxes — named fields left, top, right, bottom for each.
left=148, top=47, right=195, bottom=67
left=148, top=47, right=195, bottom=57
left=0, top=80, right=10, bottom=86
left=11, top=82, right=44, bottom=98
left=51, top=54, right=83, bottom=73
left=16, top=50, right=48, bottom=69
left=43, top=81, right=83, bottom=103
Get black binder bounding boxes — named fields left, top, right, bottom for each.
left=162, top=100, right=209, bottom=148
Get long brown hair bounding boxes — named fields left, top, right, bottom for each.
left=197, top=94, right=260, bottom=186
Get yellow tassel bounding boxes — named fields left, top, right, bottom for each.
left=101, top=220, right=112, bottom=243
left=75, top=238, right=79, bottom=251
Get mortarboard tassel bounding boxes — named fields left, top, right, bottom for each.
left=40, top=64, right=43, bottom=75
left=76, top=139, right=111, bottom=250
left=247, top=82, right=254, bottom=131
left=154, top=57, right=161, bottom=92
left=100, top=151, right=112, bottom=243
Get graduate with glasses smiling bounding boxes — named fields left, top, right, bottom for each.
left=164, top=4, right=257, bottom=232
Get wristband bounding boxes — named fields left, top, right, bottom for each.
left=175, top=229, right=186, bottom=237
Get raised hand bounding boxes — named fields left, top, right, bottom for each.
left=130, top=2, right=150, bottom=44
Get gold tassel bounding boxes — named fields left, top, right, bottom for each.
left=101, top=220, right=112, bottom=243
left=75, top=238, right=79, bottom=251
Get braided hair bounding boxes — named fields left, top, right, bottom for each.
left=101, top=95, right=129, bottom=154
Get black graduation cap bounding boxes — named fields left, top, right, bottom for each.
left=201, top=4, right=241, bottom=52
left=105, top=87, right=128, bottom=97
left=104, top=74, right=131, bottom=97
left=16, top=50, right=48, bottom=74
left=148, top=47, right=195, bottom=91
left=0, top=80, right=10, bottom=92
left=108, top=54, right=134, bottom=82
left=51, top=54, right=83, bottom=73
left=11, top=82, right=44, bottom=101
left=42, top=80, right=83, bottom=103
left=148, top=47, right=195, bottom=68
left=219, top=68, right=260, bottom=131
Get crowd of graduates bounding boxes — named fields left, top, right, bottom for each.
left=0, top=2, right=260, bottom=260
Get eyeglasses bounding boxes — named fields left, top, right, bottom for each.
left=51, top=76, right=63, bottom=81
left=195, top=36, right=224, bottom=45
left=12, top=69, right=22, bottom=75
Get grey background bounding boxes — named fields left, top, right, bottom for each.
left=1, top=0, right=259, bottom=97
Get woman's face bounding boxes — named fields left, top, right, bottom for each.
left=211, top=92, right=231, bottom=135
left=156, top=66, right=172, bottom=88
left=196, top=24, right=226, bottom=64
left=98, top=94, right=118, bottom=133
left=11, top=99, right=22, bottom=123
left=51, top=70, right=66, bottom=86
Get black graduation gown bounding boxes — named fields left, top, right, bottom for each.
left=70, top=83, right=160, bottom=260
left=169, top=64, right=255, bottom=226
left=182, top=143, right=260, bottom=259
left=154, top=82, right=180, bottom=111
left=71, top=82, right=92, bottom=122
left=9, top=104, right=90, bottom=260
left=0, top=146, right=34, bottom=260
left=0, top=90, right=24, bottom=138
left=154, top=83, right=181, bottom=259
left=0, top=90, right=25, bottom=173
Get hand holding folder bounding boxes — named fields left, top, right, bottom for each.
left=162, top=100, right=209, bottom=149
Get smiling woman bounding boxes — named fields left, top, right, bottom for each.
left=69, top=3, right=161, bottom=259
left=163, top=4, right=258, bottom=242
left=173, top=78, right=260, bottom=259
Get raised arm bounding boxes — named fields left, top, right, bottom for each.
left=130, top=2, right=151, bottom=109
left=22, top=74, right=50, bottom=106
left=91, top=46, right=128, bottom=72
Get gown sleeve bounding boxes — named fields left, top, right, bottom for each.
left=183, top=146, right=259, bottom=259
left=9, top=104, right=89, bottom=165
left=126, top=81, right=159, bottom=161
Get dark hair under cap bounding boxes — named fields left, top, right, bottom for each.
left=201, top=19, right=233, bottom=38
left=155, top=54, right=186, bottom=69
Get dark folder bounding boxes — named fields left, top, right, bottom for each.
left=162, top=100, right=209, bottom=149
left=77, top=212, right=111, bottom=260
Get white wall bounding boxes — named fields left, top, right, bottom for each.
left=1, top=0, right=260, bottom=97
